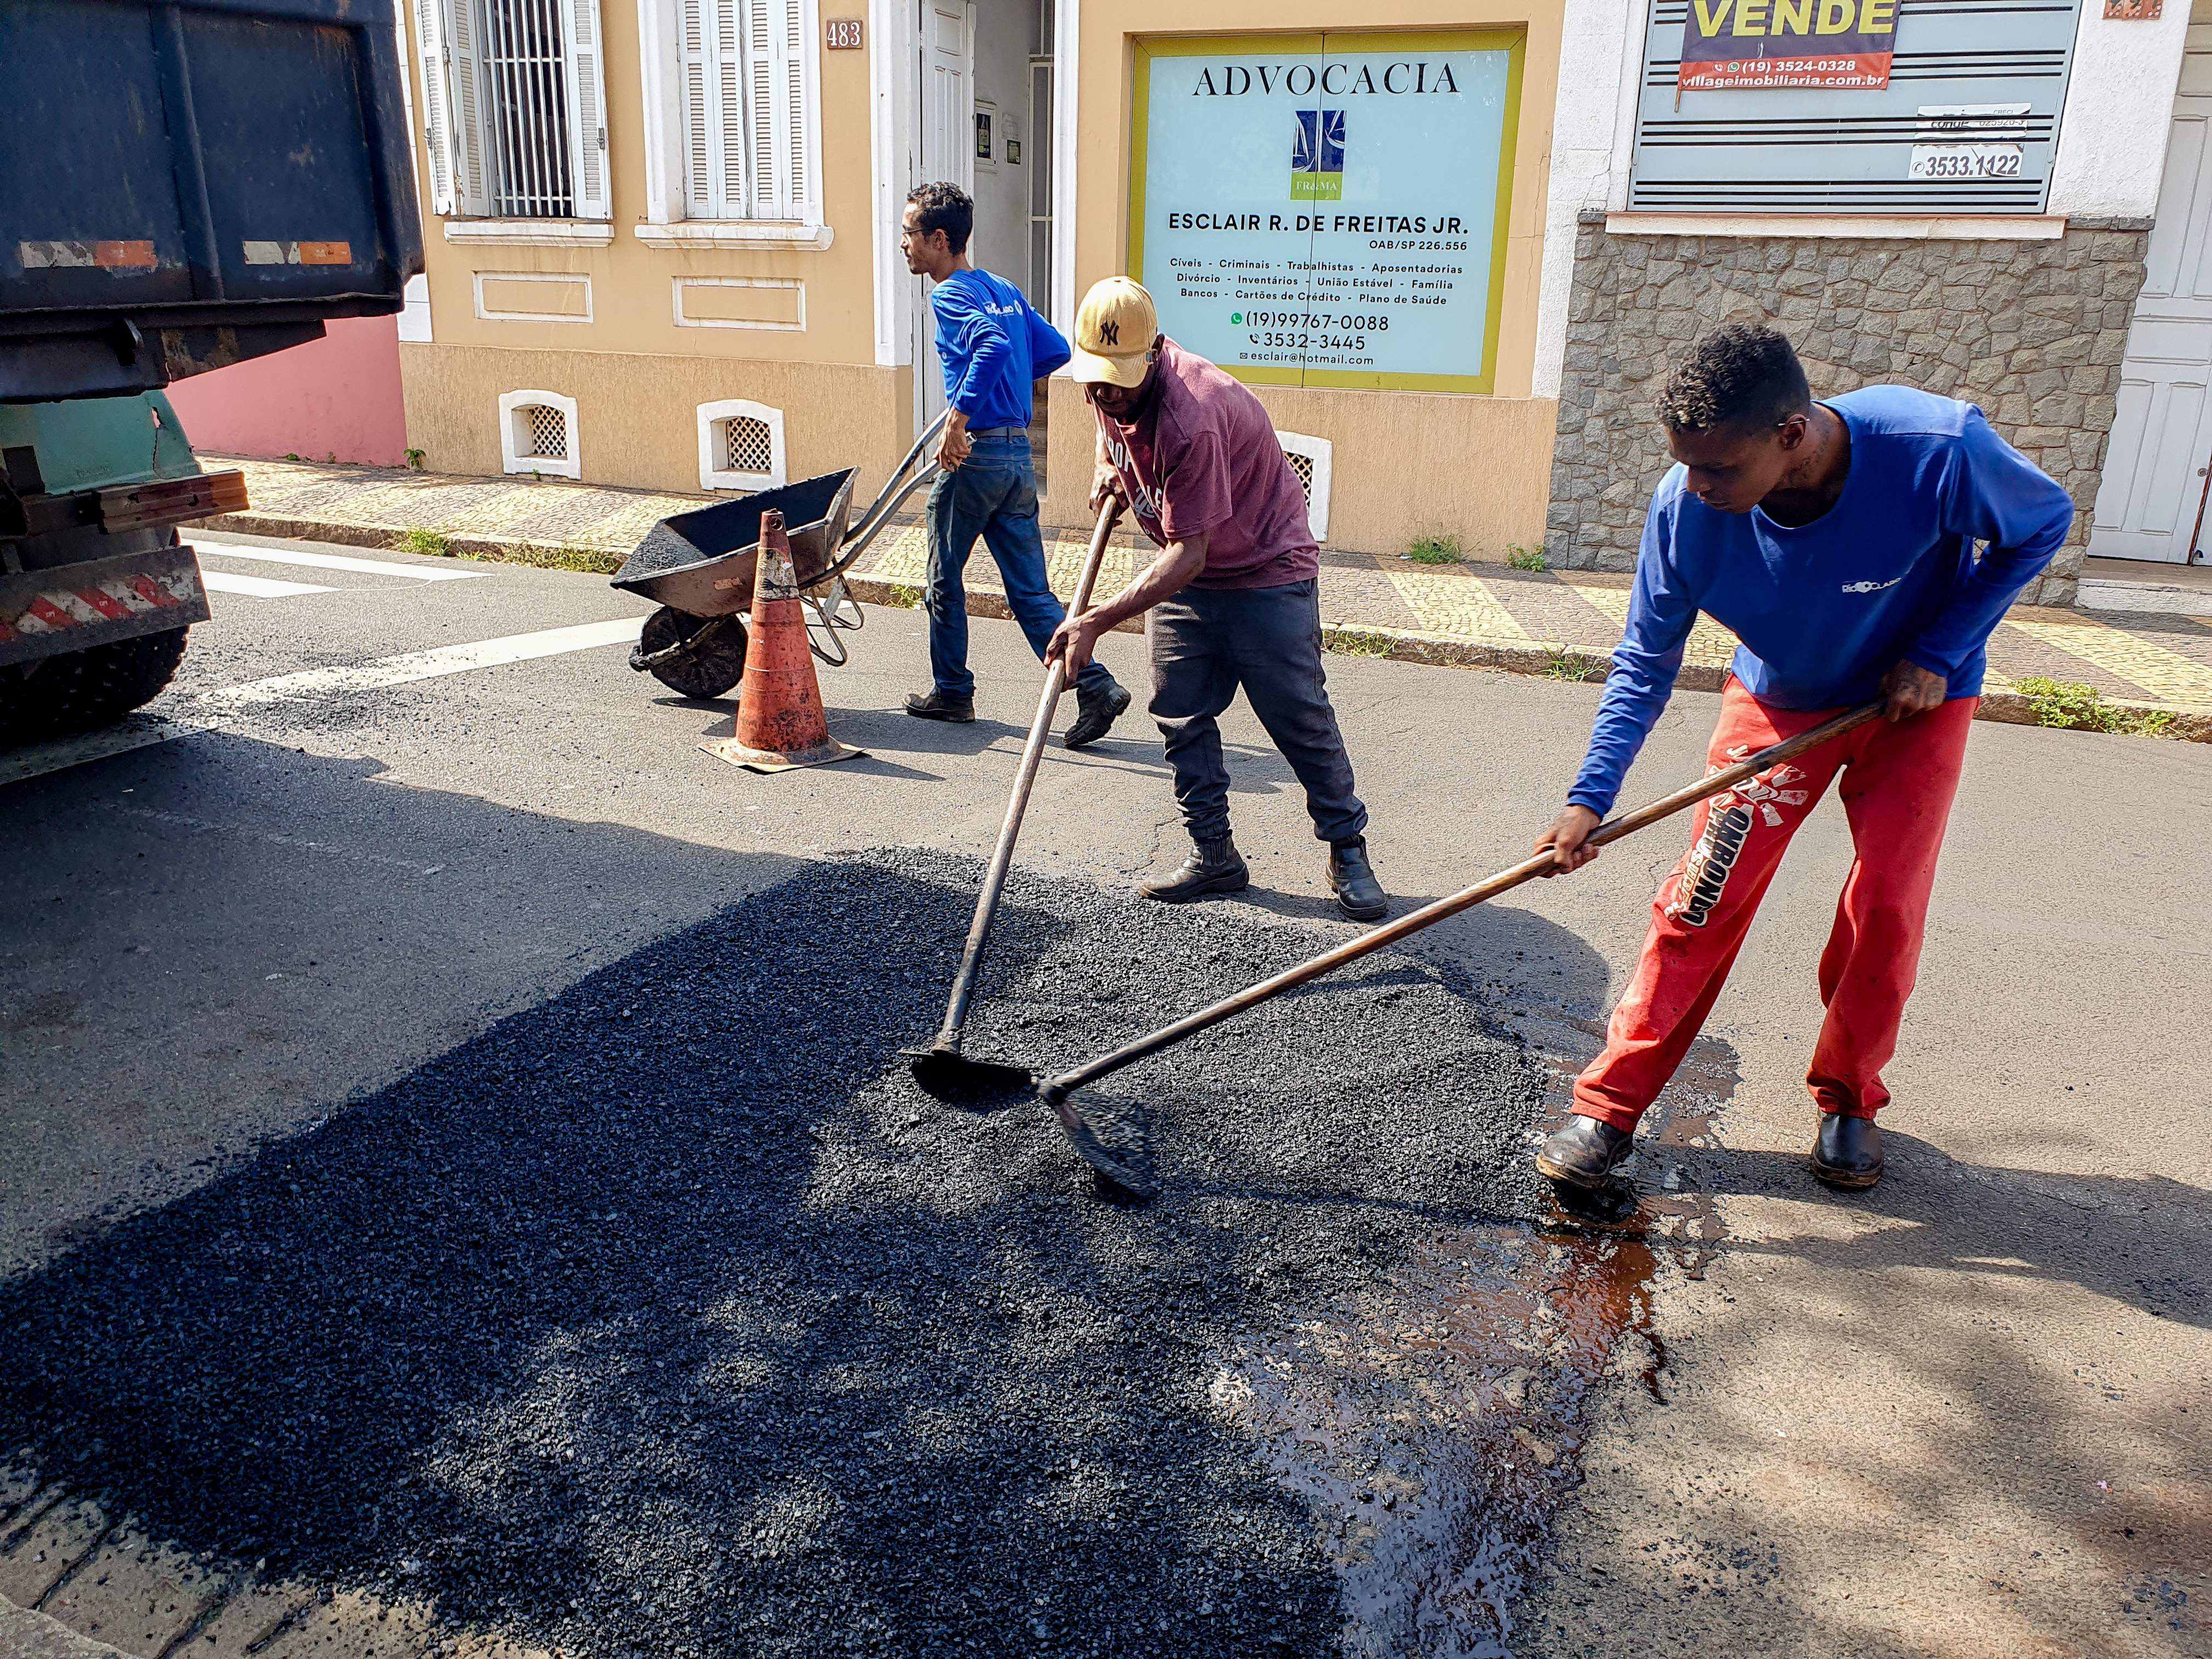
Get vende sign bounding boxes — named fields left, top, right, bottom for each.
left=1679, top=0, right=1896, bottom=89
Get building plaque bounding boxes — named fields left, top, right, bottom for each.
left=1128, top=31, right=1523, bottom=394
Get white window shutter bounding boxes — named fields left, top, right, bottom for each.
left=742, top=0, right=807, bottom=220
left=715, top=0, right=746, bottom=219
left=560, top=0, right=612, bottom=219
left=413, top=0, right=455, bottom=214
left=777, top=0, right=811, bottom=221
left=679, top=0, right=711, bottom=217
left=442, top=0, right=490, bottom=216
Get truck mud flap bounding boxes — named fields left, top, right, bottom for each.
left=0, top=542, right=210, bottom=669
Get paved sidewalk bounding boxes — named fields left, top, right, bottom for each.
left=201, top=456, right=2212, bottom=740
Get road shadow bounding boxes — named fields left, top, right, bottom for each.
left=1700, top=1136, right=2212, bottom=1331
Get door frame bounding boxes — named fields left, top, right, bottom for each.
left=870, top=0, right=1079, bottom=439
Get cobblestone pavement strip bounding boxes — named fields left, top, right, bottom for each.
left=199, top=456, right=2212, bottom=733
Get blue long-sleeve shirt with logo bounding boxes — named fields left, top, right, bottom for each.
left=930, top=268, right=1070, bottom=430
left=1568, top=385, right=2074, bottom=816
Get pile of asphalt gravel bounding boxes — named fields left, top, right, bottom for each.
left=0, top=848, right=1551, bottom=1658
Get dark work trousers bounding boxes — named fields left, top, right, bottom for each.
left=1147, top=577, right=1368, bottom=845
left=924, top=430, right=1116, bottom=701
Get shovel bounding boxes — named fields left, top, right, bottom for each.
left=1039, top=699, right=1888, bottom=1193
left=906, top=497, right=1127, bottom=1098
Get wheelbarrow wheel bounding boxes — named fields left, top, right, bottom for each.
left=635, top=606, right=748, bottom=699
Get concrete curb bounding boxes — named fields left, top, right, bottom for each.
left=0, top=1595, right=138, bottom=1659
left=194, top=511, right=2210, bottom=742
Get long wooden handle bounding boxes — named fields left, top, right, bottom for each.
left=934, top=499, right=1126, bottom=1047
left=1041, top=699, right=1884, bottom=1101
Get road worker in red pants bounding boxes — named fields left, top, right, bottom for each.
left=1533, top=324, right=2074, bottom=1192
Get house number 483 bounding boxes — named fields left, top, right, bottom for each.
left=825, top=18, right=865, bottom=47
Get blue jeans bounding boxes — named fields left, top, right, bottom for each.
left=924, top=431, right=1116, bottom=699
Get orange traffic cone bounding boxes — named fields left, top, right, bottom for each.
left=700, top=507, right=865, bottom=774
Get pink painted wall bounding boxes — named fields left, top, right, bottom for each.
left=166, top=314, right=408, bottom=466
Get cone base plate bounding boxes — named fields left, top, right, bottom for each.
left=700, top=735, right=865, bottom=774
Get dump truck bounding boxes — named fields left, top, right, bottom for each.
left=0, top=0, right=422, bottom=747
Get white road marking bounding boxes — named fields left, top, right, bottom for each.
left=0, top=715, right=214, bottom=787
left=108, top=804, right=448, bottom=875
left=202, top=617, right=644, bottom=707
left=193, top=535, right=488, bottom=582
left=202, top=570, right=334, bottom=599
left=3, top=616, right=646, bottom=786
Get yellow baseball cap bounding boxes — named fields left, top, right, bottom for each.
left=1068, top=276, right=1159, bottom=387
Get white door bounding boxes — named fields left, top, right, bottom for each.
left=913, top=0, right=974, bottom=425
left=2091, top=29, right=2212, bottom=565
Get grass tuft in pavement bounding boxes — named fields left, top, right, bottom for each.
left=1543, top=648, right=1608, bottom=683
left=2013, top=676, right=2180, bottom=738
left=1324, top=627, right=1397, bottom=659
left=1406, top=535, right=1462, bottom=566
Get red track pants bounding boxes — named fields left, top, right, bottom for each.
left=1572, top=680, right=1978, bottom=1131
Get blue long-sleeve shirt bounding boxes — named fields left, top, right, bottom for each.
left=1569, top=386, right=2074, bottom=816
left=930, top=268, right=1070, bottom=430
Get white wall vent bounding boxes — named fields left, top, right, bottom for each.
left=698, top=398, right=788, bottom=493
left=499, top=388, right=581, bottom=479
left=1276, top=431, right=1333, bottom=542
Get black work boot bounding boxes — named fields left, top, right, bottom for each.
left=1810, top=1111, right=1884, bottom=1189
left=1327, top=836, right=1389, bottom=922
left=1534, top=1115, right=1635, bottom=1189
left=904, top=689, right=975, bottom=723
left=1139, top=835, right=1250, bottom=902
left=1063, top=677, right=1132, bottom=749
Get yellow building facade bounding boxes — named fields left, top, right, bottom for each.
left=398, top=0, right=1567, bottom=557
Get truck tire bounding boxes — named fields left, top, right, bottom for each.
left=0, top=627, right=190, bottom=749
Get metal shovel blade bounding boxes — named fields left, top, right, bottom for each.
left=1040, top=1082, right=1158, bottom=1199
left=904, top=1042, right=1035, bottom=1102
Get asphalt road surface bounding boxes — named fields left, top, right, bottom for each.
left=3, top=527, right=2208, bottom=1658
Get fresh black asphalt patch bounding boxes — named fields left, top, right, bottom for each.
left=0, top=848, right=1651, bottom=1658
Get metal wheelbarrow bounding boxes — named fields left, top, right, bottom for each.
left=611, top=410, right=948, bottom=699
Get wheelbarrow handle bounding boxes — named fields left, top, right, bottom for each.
left=805, top=409, right=951, bottom=591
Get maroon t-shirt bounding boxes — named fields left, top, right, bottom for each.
left=1093, top=339, right=1319, bottom=590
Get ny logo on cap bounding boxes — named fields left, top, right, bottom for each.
left=1098, top=319, right=1120, bottom=346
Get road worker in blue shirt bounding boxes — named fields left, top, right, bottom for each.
left=897, top=181, right=1132, bottom=747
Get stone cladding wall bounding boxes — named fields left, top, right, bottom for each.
left=1544, top=210, right=2153, bottom=606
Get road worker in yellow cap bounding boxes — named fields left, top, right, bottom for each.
left=1046, top=277, right=1387, bottom=921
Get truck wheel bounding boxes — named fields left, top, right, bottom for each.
left=0, top=627, right=190, bottom=749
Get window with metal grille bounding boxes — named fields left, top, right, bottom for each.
left=723, top=415, right=775, bottom=476
left=481, top=0, right=573, bottom=217
left=526, top=404, right=570, bottom=459
left=415, top=0, right=609, bottom=221
left=675, top=0, right=817, bottom=222
left=1282, top=448, right=1316, bottom=506
left=697, top=399, right=785, bottom=490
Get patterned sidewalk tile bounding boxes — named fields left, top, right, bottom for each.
left=200, top=456, right=2212, bottom=736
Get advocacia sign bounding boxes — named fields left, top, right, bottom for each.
left=1678, top=0, right=1896, bottom=90
left=1129, top=32, right=1523, bottom=393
